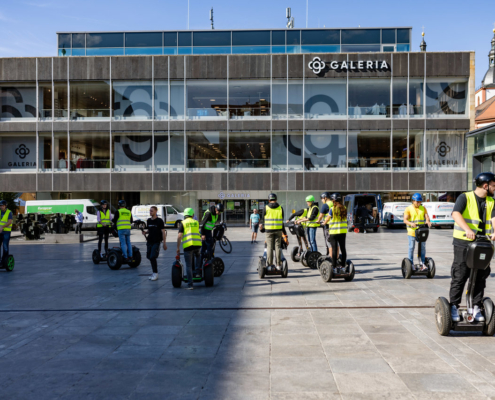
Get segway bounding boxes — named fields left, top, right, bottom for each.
left=92, top=250, right=108, bottom=264
left=1, top=255, right=15, bottom=272
left=286, top=222, right=320, bottom=269
left=258, top=234, right=289, bottom=279
left=401, top=225, right=435, bottom=279
left=171, top=253, right=214, bottom=288
left=209, top=235, right=226, bottom=277
left=318, top=255, right=355, bottom=282
left=435, top=234, right=495, bottom=336
left=106, top=227, right=142, bottom=270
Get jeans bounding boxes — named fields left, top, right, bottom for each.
left=118, top=229, right=132, bottom=259
left=146, top=242, right=161, bottom=273
left=183, top=248, right=201, bottom=287
left=266, top=230, right=282, bottom=266
left=0, top=231, right=11, bottom=261
left=201, top=230, right=214, bottom=260
left=307, top=227, right=318, bottom=252
left=408, top=235, right=425, bottom=264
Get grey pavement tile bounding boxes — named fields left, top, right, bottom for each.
left=271, top=344, right=326, bottom=358
left=329, top=357, right=394, bottom=373
left=202, top=372, right=269, bottom=396
left=125, top=333, right=176, bottom=347
left=341, top=394, right=414, bottom=400
left=386, top=355, right=457, bottom=374
left=161, top=345, right=220, bottom=359
left=334, top=372, right=410, bottom=393
left=271, top=370, right=338, bottom=393
left=135, top=371, right=208, bottom=394
left=271, top=394, right=341, bottom=400
left=270, top=357, right=331, bottom=373
left=398, top=373, right=477, bottom=393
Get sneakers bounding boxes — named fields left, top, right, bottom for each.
left=473, top=305, right=485, bottom=322
left=186, top=285, right=194, bottom=290
left=100, top=253, right=105, bottom=258
left=420, top=263, right=428, bottom=272
left=451, top=305, right=461, bottom=322
left=275, top=265, right=282, bottom=271
left=149, top=273, right=159, bottom=281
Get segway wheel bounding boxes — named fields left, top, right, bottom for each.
left=435, top=297, right=452, bottom=336
left=291, top=246, right=300, bottom=262
left=212, top=257, right=225, bottom=277
left=281, top=260, right=288, bottom=278
left=258, top=258, right=266, bottom=279
left=426, top=258, right=436, bottom=279
left=401, top=258, right=413, bottom=279
left=171, top=261, right=182, bottom=288
left=301, top=252, right=308, bottom=267
left=482, top=298, right=495, bottom=336
left=204, top=265, right=214, bottom=287
left=306, top=251, right=321, bottom=270
left=92, top=249, right=101, bottom=265
left=4, top=255, right=15, bottom=272
left=344, top=261, right=355, bottom=282
left=107, top=251, right=123, bottom=270
left=319, top=260, right=333, bottom=283
left=317, top=256, right=330, bottom=270
left=128, top=250, right=141, bottom=268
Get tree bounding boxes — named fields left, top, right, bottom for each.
left=0, top=192, right=21, bottom=213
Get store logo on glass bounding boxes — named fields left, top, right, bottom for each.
left=308, top=57, right=390, bottom=76
left=15, top=144, right=30, bottom=159
left=436, top=142, right=451, bottom=157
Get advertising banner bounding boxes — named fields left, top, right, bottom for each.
left=0, top=137, right=37, bottom=170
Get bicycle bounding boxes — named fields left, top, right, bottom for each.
left=212, top=222, right=232, bottom=254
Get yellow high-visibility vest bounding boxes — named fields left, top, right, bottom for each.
left=405, top=205, right=426, bottom=237
left=453, top=191, right=494, bottom=241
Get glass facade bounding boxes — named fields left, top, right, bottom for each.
left=112, top=131, right=153, bottom=172
left=69, top=131, right=110, bottom=171
left=186, top=131, right=227, bottom=171
left=58, top=28, right=412, bottom=56
left=0, top=132, right=37, bottom=172
left=304, top=130, right=346, bottom=170
left=70, top=81, right=111, bottom=120
left=229, top=131, right=270, bottom=171
left=112, top=81, right=153, bottom=120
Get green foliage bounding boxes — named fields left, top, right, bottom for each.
left=0, top=192, right=21, bottom=213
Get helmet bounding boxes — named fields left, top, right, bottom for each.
left=0, top=200, right=6, bottom=207
left=118, top=200, right=126, bottom=207
left=475, top=172, right=495, bottom=187
left=306, top=195, right=315, bottom=202
left=216, top=203, right=224, bottom=212
left=411, top=193, right=423, bottom=202
left=320, top=192, right=331, bottom=199
left=183, top=208, right=194, bottom=217
left=268, top=193, right=277, bottom=201
left=329, top=193, right=342, bottom=202
left=100, top=200, right=108, bottom=205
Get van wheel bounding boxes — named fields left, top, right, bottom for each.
left=174, top=221, right=180, bottom=229
left=373, top=227, right=378, bottom=233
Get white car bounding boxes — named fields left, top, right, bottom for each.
left=381, top=202, right=410, bottom=228
left=131, top=204, right=184, bottom=229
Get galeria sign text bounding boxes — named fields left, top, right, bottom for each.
left=308, top=56, right=390, bottom=75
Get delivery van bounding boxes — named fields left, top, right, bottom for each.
left=422, top=202, right=455, bottom=228
left=344, top=193, right=382, bottom=232
left=131, top=204, right=184, bottom=229
left=381, top=202, right=410, bottom=228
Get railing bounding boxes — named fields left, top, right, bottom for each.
left=70, top=109, right=111, bottom=120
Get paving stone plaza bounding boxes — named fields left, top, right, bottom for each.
left=1, top=227, right=495, bottom=399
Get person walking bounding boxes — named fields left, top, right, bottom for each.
left=250, top=208, right=260, bottom=243
left=112, top=200, right=133, bottom=262
left=296, top=195, right=320, bottom=252
left=74, top=209, right=84, bottom=234
left=142, top=206, right=167, bottom=281
left=260, top=193, right=285, bottom=270
left=96, top=200, right=113, bottom=257
left=177, top=208, right=202, bottom=290
left=0, top=200, right=13, bottom=265
left=404, top=193, right=432, bottom=271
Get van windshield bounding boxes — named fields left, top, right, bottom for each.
left=172, top=204, right=184, bottom=213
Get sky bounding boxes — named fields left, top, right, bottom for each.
left=0, top=0, right=494, bottom=86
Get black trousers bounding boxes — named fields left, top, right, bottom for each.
left=75, top=222, right=83, bottom=234
left=201, top=230, right=214, bottom=259
left=97, top=226, right=110, bottom=253
left=450, top=245, right=491, bottom=306
left=327, top=233, right=347, bottom=269
left=146, top=242, right=161, bottom=273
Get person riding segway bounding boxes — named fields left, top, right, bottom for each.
left=92, top=200, right=113, bottom=264
left=201, top=203, right=223, bottom=261
left=401, top=193, right=435, bottom=279
left=0, top=200, right=15, bottom=272
left=317, top=192, right=333, bottom=256
left=286, top=208, right=311, bottom=265
left=318, top=193, right=355, bottom=282
left=438, top=172, right=495, bottom=331
left=295, top=195, right=321, bottom=269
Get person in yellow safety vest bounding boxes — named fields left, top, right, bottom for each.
left=97, top=200, right=113, bottom=257
left=260, top=193, right=286, bottom=269
left=200, top=203, right=224, bottom=260
left=449, top=172, right=495, bottom=323
left=404, top=193, right=432, bottom=272
left=286, top=208, right=310, bottom=255
left=0, top=200, right=14, bottom=264
left=295, top=195, right=319, bottom=252
left=323, top=193, right=348, bottom=271
left=177, top=208, right=202, bottom=290
left=112, top=200, right=134, bottom=262
left=317, top=192, right=334, bottom=256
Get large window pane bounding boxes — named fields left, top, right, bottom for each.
left=348, top=79, right=390, bottom=118
left=38, top=82, right=52, bottom=120
left=288, top=131, right=303, bottom=171
left=425, top=78, right=468, bottom=117
left=397, top=29, right=410, bottom=44
left=342, top=29, right=380, bottom=44
left=426, top=131, right=466, bottom=170
left=287, top=30, right=300, bottom=45
left=409, top=78, right=424, bottom=117
left=112, top=131, right=152, bottom=172
left=125, top=32, right=162, bottom=47
left=186, top=80, right=227, bottom=120
left=229, top=80, right=270, bottom=119
left=0, top=83, right=37, bottom=121
left=70, top=81, right=110, bottom=120
left=231, top=46, right=270, bottom=54
left=58, top=34, right=71, bottom=49
left=170, top=80, right=185, bottom=120
left=86, top=33, right=123, bottom=48
left=193, top=31, right=230, bottom=46
left=272, top=79, right=287, bottom=119
left=382, top=29, right=395, bottom=44
left=192, top=47, right=231, bottom=55
left=272, top=31, right=285, bottom=45
left=154, top=131, right=169, bottom=172
left=0, top=132, right=37, bottom=172
left=69, top=132, right=110, bottom=172
left=304, top=130, right=346, bottom=170
left=301, top=45, right=340, bottom=53
left=178, top=32, right=192, bottom=47
left=164, top=32, right=177, bottom=47
left=54, top=82, right=68, bottom=120
left=186, top=131, right=227, bottom=171
left=170, top=131, right=184, bottom=171
left=229, top=131, right=270, bottom=171
left=392, top=78, right=407, bottom=118
left=392, top=130, right=407, bottom=170
left=72, top=33, right=85, bottom=48
left=410, top=130, right=424, bottom=170
left=232, top=31, right=270, bottom=46
left=39, top=82, right=68, bottom=120
left=54, top=132, right=68, bottom=172
left=39, top=132, right=52, bottom=172
left=154, top=80, right=169, bottom=120
left=272, top=131, right=287, bottom=171
left=348, top=131, right=391, bottom=170
left=125, top=48, right=162, bottom=55
left=341, top=44, right=381, bottom=52
left=301, top=30, right=339, bottom=44
left=305, top=79, right=346, bottom=119
left=112, top=81, right=152, bottom=120
left=289, top=80, right=303, bottom=119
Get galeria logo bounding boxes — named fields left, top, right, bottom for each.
left=435, top=141, right=451, bottom=157
left=218, top=192, right=226, bottom=200
left=308, top=57, right=326, bottom=74
left=15, top=144, right=30, bottom=159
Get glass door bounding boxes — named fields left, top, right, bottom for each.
left=225, top=200, right=245, bottom=224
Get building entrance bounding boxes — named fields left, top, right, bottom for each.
left=225, top=200, right=245, bottom=224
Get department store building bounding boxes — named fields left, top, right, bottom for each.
left=0, top=28, right=474, bottom=223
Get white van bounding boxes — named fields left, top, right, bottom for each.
left=423, top=202, right=455, bottom=228
left=25, top=199, right=106, bottom=229
left=381, top=202, right=410, bottom=228
left=131, top=204, right=185, bottom=229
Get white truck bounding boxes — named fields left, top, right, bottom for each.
left=381, top=202, right=410, bottom=228
left=131, top=204, right=184, bottom=229
left=423, top=202, right=455, bottom=228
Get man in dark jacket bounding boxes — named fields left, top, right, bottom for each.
left=200, top=203, right=224, bottom=260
